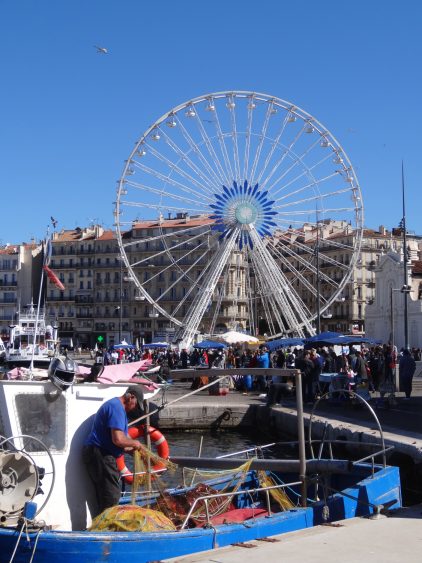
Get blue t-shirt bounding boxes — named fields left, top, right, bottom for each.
left=256, top=352, right=270, bottom=368
left=85, top=397, right=128, bottom=458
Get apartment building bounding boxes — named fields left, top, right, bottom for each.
left=0, top=243, right=42, bottom=342
left=277, top=221, right=422, bottom=335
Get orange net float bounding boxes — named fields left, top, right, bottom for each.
left=116, top=425, right=170, bottom=485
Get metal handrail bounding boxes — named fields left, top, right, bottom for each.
left=309, top=390, right=388, bottom=468
left=179, top=479, right=302, bottom=530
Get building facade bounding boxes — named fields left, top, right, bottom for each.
left=365, top=251, right=422, bottom=350
left=277, top=222, right=422, bottom=335
left=0, top=243, right=42, bottom=343
left=6, top=221, right=421, bottom=348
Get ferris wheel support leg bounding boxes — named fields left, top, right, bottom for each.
left=176, top=232, right=239, bottom=348
left=249, top=228, right=314, bottom=336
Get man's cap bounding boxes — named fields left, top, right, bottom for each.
left=126, top=385, right=144, bottom=405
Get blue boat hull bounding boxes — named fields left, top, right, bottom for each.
left=1, top=465, right=401, bottom=563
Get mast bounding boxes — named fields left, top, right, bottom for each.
left=29, top=227, right=50, bottom=375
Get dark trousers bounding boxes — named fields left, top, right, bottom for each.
left=83, top=445, right=121, bottom=518
left=302, top=373, right=314, bottom=403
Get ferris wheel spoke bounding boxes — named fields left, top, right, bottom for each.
left=210, top=103, right=235, bottom=185
left=177, top=232, right=240, bottom=346
left=122, top=222, right=213, bottom=250
left=250, top=229, right=314, bottom=334
left=227, top=93, right=241, bottom=182
left=131, top=160, right=213, bottom=203
left=142, top=140, right=215, bottom=197
left=154, top=246, right=214, bottom=304
left=269, top=153, right=338, bottom=198
left=242, top=96, right=256, bottom=182
left=124, top=179, right=210, bottom=209
left=262, top=132, right=323, bottom=193
left=259, top=119, right=308, bottom=190
left=275, top=185, right=357, bottom=210
left=249, top=101, right=274, bottom=183
left=173, top=111, right=229, bottom=191
left=209, top=269, right=230, bottom=335
left=130, top=231, right=208, bottom=268
left=254, top=109, right=291, bottom=186
left=159, top=126, right=223, bottom=192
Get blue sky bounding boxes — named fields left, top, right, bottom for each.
left=1, top=0, right=421, bottom=244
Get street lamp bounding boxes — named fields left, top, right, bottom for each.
left=390, top=285, right=412, bottom=352
left=315, top=217, right=321, bottom=334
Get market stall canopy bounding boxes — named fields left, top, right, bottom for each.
left=305, top=334, right=382, bottom=348
left=193, top=340, right=227, bottom=349
left=218, top=331, right=259, bottom=344
left=266, top=337, right=305, bottom=352
left=113, top=341, right=135, bottom=350
left=304, top=331, right=345, bottom=348
left=320, top=335, right=382, bottom=346
left=142, top=342, right=168, bottom=349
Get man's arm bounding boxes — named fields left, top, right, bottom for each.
left=111, top=429, right=143, bottom=452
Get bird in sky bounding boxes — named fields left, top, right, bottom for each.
left=50, top=216, right=58, bottom=229
left=94, top=45, right=108, bottom=54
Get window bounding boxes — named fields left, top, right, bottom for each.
left=15, top=393, right=66, bottom=451
left=79, top=281, right=84, bottom=289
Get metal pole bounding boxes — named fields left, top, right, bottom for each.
left=144, top=399, right=152, bottom=498
left=295, top=369, right=307, bottom=507
left=316, top=221, right=321, bottom=334
left=390, top=287, right=394, bottom=348
left=402, top=161, right=409, bottom=350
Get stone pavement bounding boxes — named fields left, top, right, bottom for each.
left=164, top=504, right=422, bottom=563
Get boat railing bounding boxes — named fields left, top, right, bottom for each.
left=179, top=479, right=303, bottom=530
left=351, top=445, right=395, bottom=474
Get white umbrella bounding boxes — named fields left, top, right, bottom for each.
left=219, top=331, right=259, bottom=345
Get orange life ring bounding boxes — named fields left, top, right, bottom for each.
left=116, top=425, right=170, bottom=484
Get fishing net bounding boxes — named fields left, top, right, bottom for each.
left=257, top=471, right=295, bottom=511
left=150, top=458, right=254, bottom=527
left=131, top=444, right=178, bottom=501
left=89, top=504, right=176, bottom=532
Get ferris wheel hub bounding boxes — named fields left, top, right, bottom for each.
left=235, top=202, right=257, bottom=224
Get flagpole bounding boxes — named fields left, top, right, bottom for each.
left=402, top=161, right=409, bottom=350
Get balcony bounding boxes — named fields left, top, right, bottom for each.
left=76, top=248, right=95, bottom=255
left=75, top=296, right=94, bottom=304
left=0, top=281, right=17, bottom=287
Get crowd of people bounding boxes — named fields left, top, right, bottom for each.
left=90, top=340, right=418, bottom=404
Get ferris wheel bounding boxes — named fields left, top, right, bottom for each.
left=115, top=91, right=363, bottom=346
